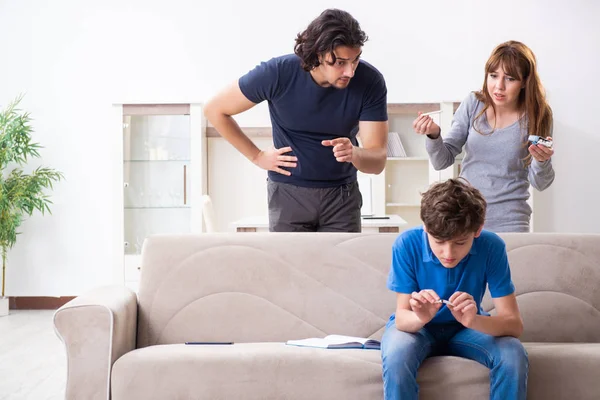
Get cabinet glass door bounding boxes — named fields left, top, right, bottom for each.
left=123, top=112, right=191, bottom=255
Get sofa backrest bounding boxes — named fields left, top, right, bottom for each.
left=482, top=233, right=600, bottom=342
left=136, top=233, right=600, bottom=348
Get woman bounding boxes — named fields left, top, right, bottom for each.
left=414, top=40, right=554, bottom=232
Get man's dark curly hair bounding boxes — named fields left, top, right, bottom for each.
left=420, top=178, right=487, bottom=240
left=294, top=9, right=368, bottom=72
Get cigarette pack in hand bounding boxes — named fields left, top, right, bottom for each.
left=528, top=135, right=553, bottom=148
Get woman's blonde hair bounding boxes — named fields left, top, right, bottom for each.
left=473, top=41, right=553, bottom=166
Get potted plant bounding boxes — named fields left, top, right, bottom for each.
left=0, top=95, right=63, bottom=316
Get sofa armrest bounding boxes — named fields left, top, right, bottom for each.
left=53, top=285, right=137, bottom=400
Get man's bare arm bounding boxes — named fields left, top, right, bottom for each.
left=203, top=81, right=261, bottom=160
left=353, top=120, right=388, bottom=174
left=203, top=82, right=297, bottom=176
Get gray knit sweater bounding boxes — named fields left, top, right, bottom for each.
left=425, top=92, right=555, bottom=232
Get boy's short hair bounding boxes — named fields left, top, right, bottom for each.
left=420, top=178, right=487, bottom=240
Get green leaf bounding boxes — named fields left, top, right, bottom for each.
left=0, top=94, right=62, bottom=256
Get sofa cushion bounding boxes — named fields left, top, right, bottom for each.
left=111, top=342, right=600, bottom=400
left=111, top=343, right=385, bottom=400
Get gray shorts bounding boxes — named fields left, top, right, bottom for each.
left=267, top=180, right=363, bottom=232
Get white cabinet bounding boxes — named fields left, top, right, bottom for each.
left=115, top=104, right=206, bottom=290
left=369, top=102, right=462, bottom=230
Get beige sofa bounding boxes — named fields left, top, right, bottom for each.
left=54, top=233, right=600, bottom=399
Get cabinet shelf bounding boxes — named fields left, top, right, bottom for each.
left=206, top=127, right=272, bottom=138
left=124, top=206, right=191, bottom=209
left=387, top=157, right=429, bottom=161
left=124, top=159, right=190, bottom=162
left=387, top=103, right=439, bottom=115
left=386, top=102, right=461, bottom=115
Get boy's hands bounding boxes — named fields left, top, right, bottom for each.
left=407, top=290, right=479, bottom=327
left=410, top=289, right=442, bottom=324
left=448, top=291, right=478, bottom=328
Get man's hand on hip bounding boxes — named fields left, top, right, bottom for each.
left=322, top=138, right=355, bottom=163
left=252, top=146, right=297, bottom=176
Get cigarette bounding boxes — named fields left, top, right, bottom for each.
left=436, top=299, right=454, bottom=307
left=421, top=110, right=442, bottom=116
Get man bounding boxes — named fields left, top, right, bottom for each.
left=203, top=9, right=388, bottom=232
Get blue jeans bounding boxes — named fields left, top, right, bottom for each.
left=381, top=319, right=528, bottom=400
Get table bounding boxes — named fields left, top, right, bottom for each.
left=231, top=215, right=407, bottom=233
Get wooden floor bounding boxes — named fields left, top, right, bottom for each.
left=0, top=310, right=66, bottom=400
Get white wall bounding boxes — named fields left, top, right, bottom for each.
left=0, top=0, right=598, bottom=295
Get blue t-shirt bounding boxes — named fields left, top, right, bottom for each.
left=387, top=227, right=515, bottom=325
left=239, top=54, right=388, bottom=188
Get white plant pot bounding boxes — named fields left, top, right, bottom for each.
left=0, top=297, right=8, bottom=317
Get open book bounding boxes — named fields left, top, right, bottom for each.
left=286, top=334, right=381, bottom=350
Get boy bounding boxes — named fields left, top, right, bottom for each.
left=381, top=178, right=528, bottom=400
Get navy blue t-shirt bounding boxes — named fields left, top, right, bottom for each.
left=238, top=54, right=388, bottom=188
left=387, top=227, right=516, bottom=325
